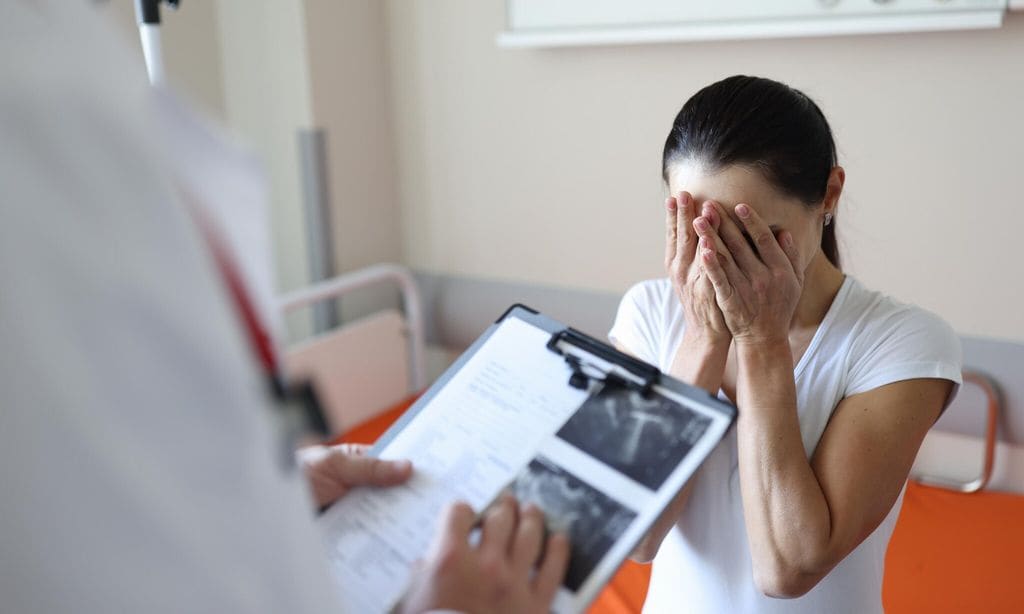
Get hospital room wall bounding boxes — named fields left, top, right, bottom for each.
left=216, top=1, right=319, bottom=339
left=384, top=1, right=1024, bottom=344
left=102, top=1, right=403, bottom=335
left=99, top=1, right=1024, bottom=343
left=102, top=0, right=316, bottom=340
left=299, top=1, right=406, bottom=324
left=303, top=1, right=402, bottom=279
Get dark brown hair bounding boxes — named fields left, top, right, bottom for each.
left=662, top=75, right=839, bottom=267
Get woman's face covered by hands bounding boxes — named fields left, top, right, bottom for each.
left=666, top=161, right=827, bottom=277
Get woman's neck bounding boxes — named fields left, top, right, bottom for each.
left=791, top=251, right=845, bottom=330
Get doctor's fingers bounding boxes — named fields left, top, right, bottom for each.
left=509, top=504, right=546, bottom=575
left=332, top=443, right=370, bottom=456
left=322, top=449, right=413, bottom=488
left=533, top=532, right=571, bottom=605
left=479, top=495, right=519, bottom=562
left=434, top=501, right=477, bottom=550
left=420, top=501, right=476, bottom=572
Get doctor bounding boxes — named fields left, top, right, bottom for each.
left=0, top=2, right=567, bottom=613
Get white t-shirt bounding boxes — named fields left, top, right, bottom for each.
left=0, top=2, right=341, bottom=612
left=608, top=276, right=962, bottom=614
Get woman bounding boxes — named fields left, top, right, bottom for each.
left=609, top=75, right=961, bottom=613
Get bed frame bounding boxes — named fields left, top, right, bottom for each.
left=911, top=337, right=1024, bottom=495
left=278, top=264, right=426, bottom=435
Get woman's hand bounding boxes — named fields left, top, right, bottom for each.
left=666, top=192, right=731, bottom=346
left=693, top=202, right=803, bottom=346
left=297, top=443, right=413, bottom=509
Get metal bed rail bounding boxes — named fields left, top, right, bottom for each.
left=914, top=369, right=1001, bottom=494
left=277, top=263, right=426, bottom=396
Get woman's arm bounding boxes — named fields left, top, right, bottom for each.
left=696, top=202, right=951, bottom=596
left=616, top=193, right=732, bottom=562
left=613, top=338, right=704, bottom=564
left=665, top=192, right=733, bottom=394
left=734, top=342, right=949, bottom=597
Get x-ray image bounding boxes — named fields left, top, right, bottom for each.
left=556, top=383, right=712, bottom=490
left=509, top=456, right=637, bottom=592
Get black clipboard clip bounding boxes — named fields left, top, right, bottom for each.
left=546, top=328, right=661, bottom=397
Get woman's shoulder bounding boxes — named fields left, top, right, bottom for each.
left=835, top=277, right=962, bottom=393
left=617, top=277, right=686, bottom=330
left=619, top=277, right=675, bottom=310
left=609, top=278, right=680, bottom=365
left=839, top=277, right=958, bottom=344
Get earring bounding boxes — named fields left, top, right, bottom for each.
left=824, top=212, right=833, bottom=227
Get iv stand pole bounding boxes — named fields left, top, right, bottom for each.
left=135, top=0, right=180, bottom=86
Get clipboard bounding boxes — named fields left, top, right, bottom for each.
left=372, top=304, right=735, bottom=454
left=321, top=304, right=737, bottom=614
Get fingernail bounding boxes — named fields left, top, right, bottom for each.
left=694, top=217, right=708, bottom=231
left=392, top=460, right=412, bottom=475
left=736, top=204, right=750, bottom=218
left=666, top=197, right=676, bottom=211
left=783, top=233, right=793, bottom=248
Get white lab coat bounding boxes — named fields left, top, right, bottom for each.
left=0, top=2, right=341, bottom=612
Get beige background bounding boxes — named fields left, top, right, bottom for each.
left=387, top=1, right=1024, bottom=342
left=103, top=1, right=1024, bottom=342
left=106, top=0, right=317, bottom=310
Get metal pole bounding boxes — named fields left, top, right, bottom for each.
left=134, top=0, right=179, bottom=86
left=298, top=128, right=340, bottom=333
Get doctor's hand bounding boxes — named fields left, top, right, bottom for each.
left=297, top=443, right=413, bottom=509
left=400, top=498, right=570, bottom=614
left=693, top=202, right=802, bottom=346
left=667, top=192, right=731, bottom=347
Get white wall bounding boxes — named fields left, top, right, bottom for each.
left=102, top=1, right=316, bottom=336
left=385, top=0, right=1024, bottom=343
left=305, top=1, right=402, bottom=277
left=103, top=2, right=402, bottom=315
left=99, top=1, right=1024, bottom=343
left=215, top=0, right=314, bottom=309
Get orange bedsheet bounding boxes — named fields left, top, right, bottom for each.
left=882, top=481, right=1024, bottom=612
left=333, top=397, right=652, bottom=614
